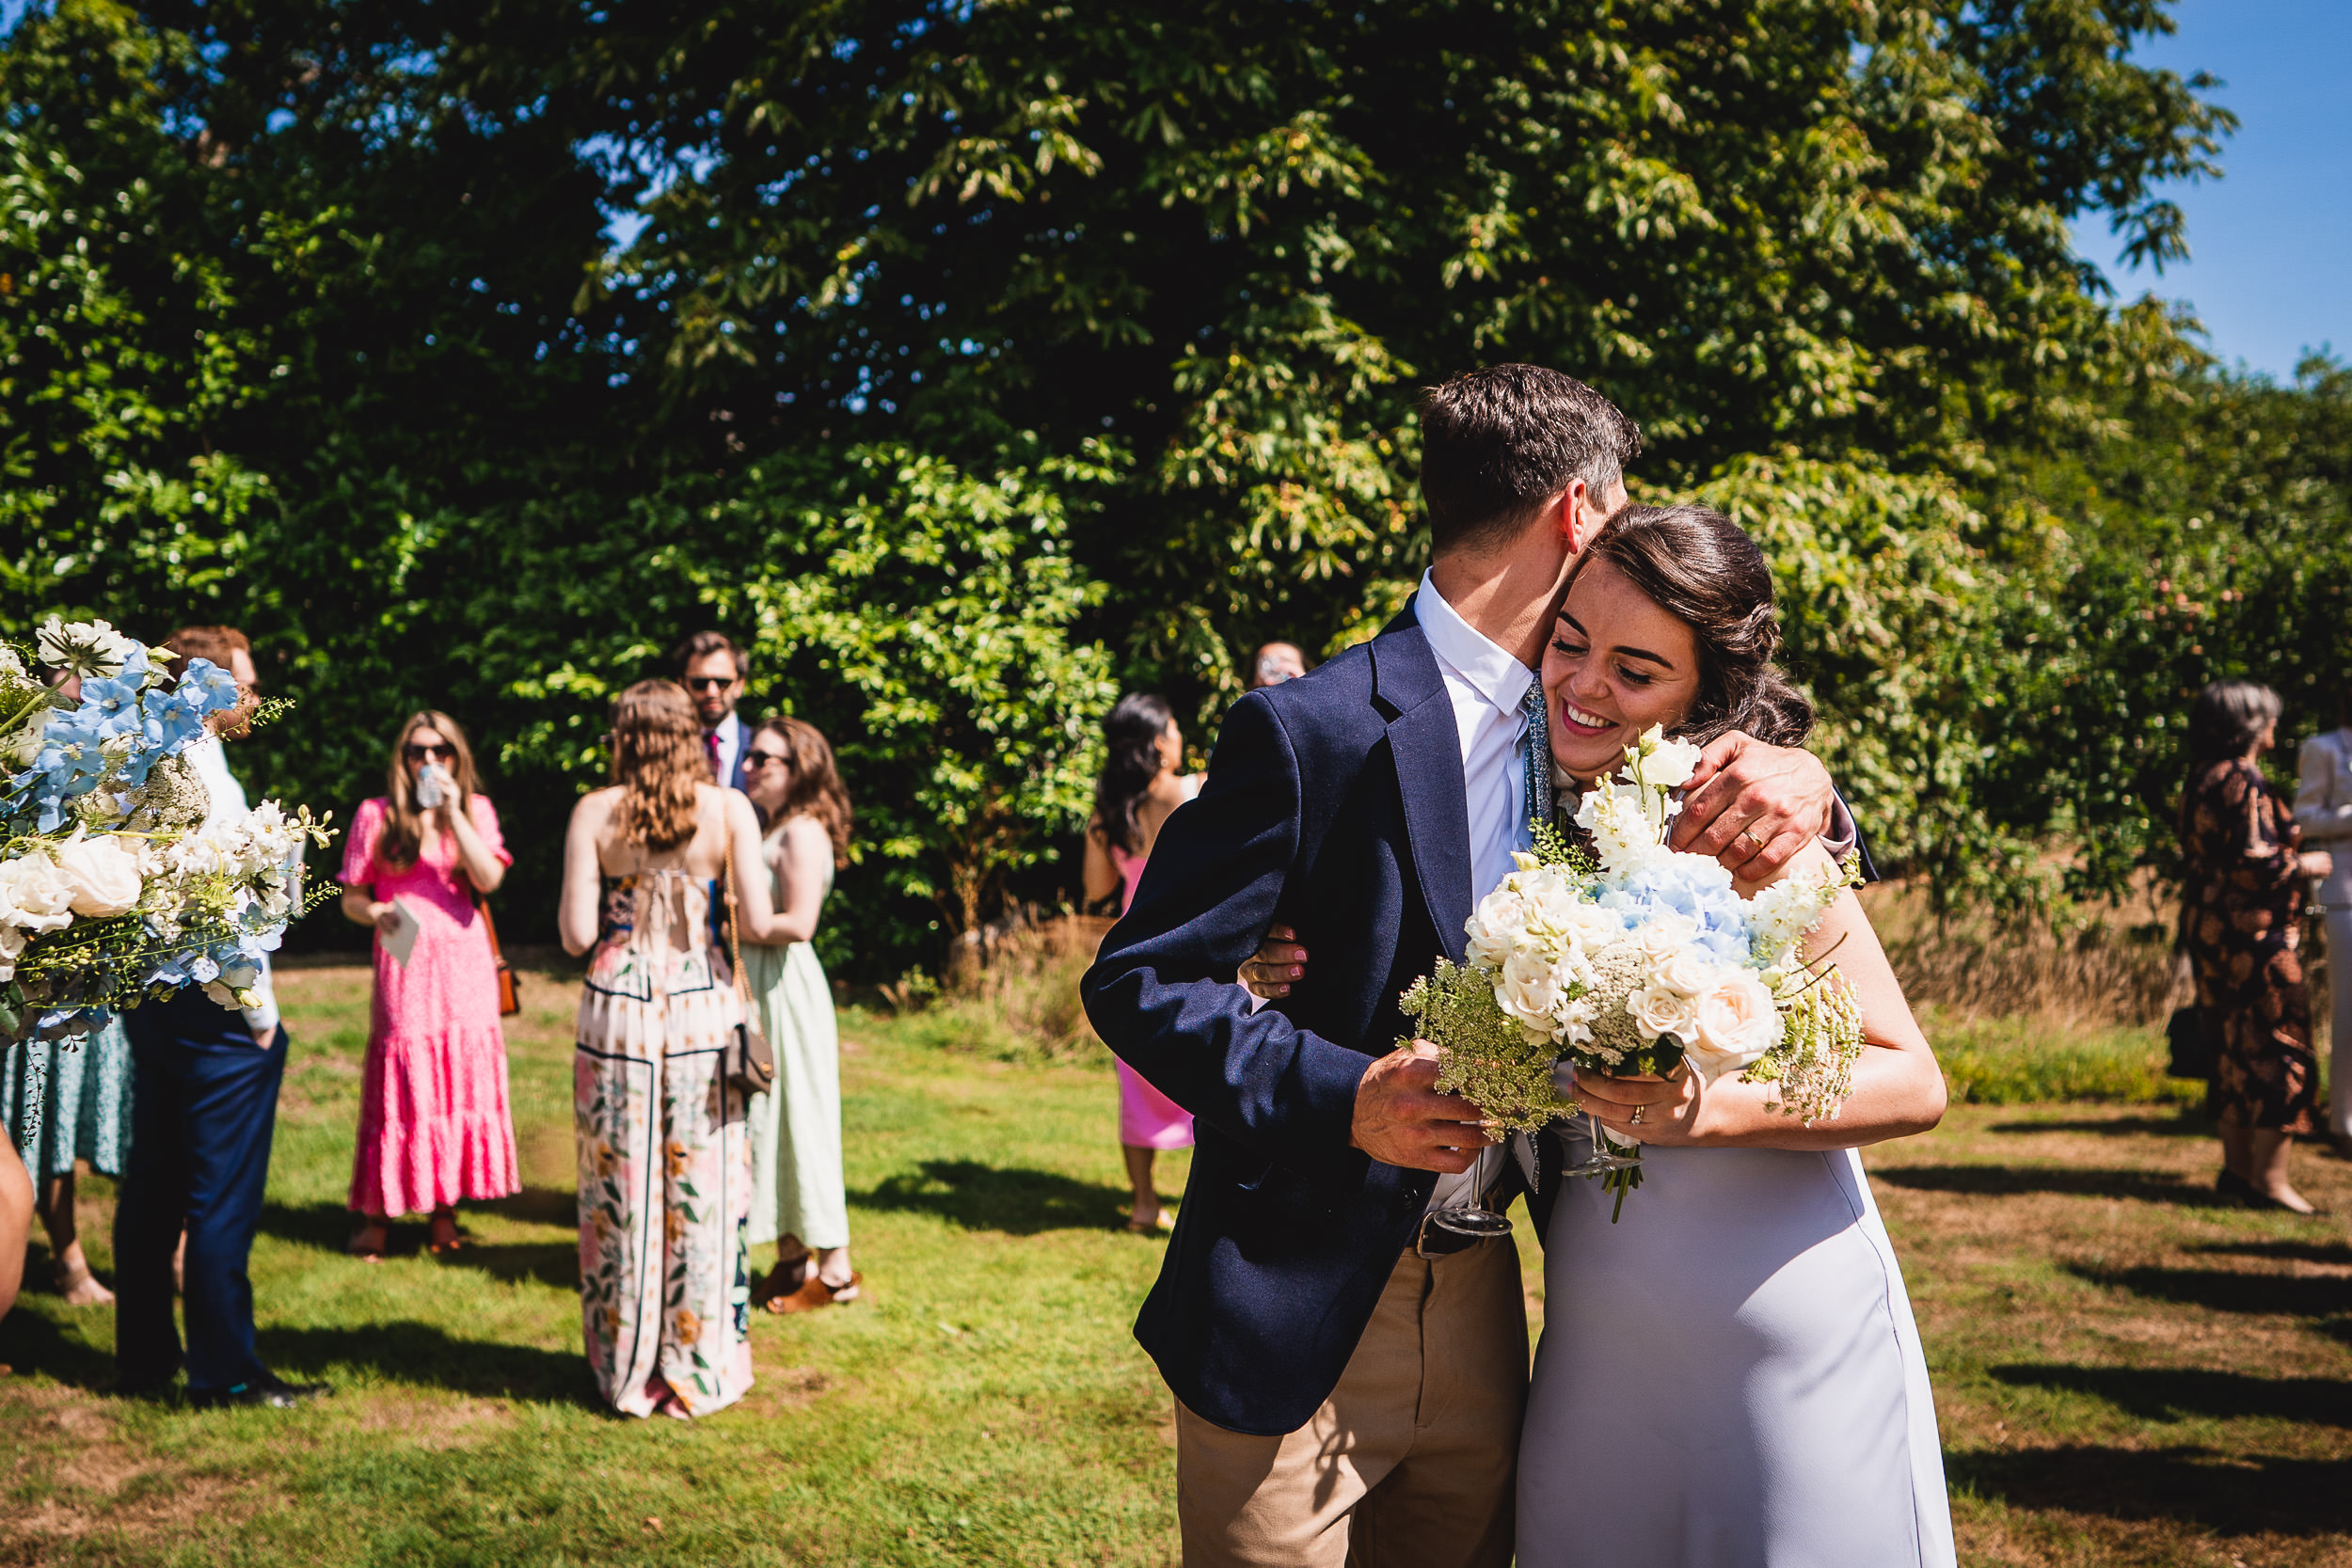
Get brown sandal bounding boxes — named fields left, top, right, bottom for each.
left=768, top=1271, right=864, bottom=1314
left=755, top=1254, right=812, bottom=1313
left=347, top=1221, right=389, bottom=1262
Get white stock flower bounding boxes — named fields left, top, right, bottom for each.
left=1628, top=980, right=1702, bottom=1044
left=1688, top=971, right=1785, bottom=1081
left=56, top=832, right=145, bottom=917
left=36, top=617, right=135, bottom=680
left=0, top=850, right=78, bottom=933
left=3, top=706, right=52, bottom=769
left=1575, top=782, right=1671, bottom=875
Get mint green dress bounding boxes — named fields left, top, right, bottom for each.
left=744, top=825, right=845, bottom=1250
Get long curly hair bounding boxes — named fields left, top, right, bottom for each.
left=1092, top=693, right=1175, bottom=855
left=376, top=709, right=481, bottom=871
left=610, top=680, right=705, bottom=850
left=748, top=715, right=854, bottom=869
left=1568, top=504, right=1813, bottom=749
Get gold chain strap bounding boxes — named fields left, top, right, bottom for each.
left=723, top=811, right=749, bottom=1004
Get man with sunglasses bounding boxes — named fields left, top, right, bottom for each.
left=672, top=630, right=755, bottom=793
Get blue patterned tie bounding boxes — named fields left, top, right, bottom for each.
left=1519, top=678, right=1553, bottom=843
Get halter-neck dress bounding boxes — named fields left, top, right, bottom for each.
left=573, top=863, right=755, bottom=1418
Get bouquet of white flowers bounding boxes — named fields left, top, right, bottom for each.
left=0, top=619, right=335, bottom=1044
left=1402, top=725, right=1865, bottom=1218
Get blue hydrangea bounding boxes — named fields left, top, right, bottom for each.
left=1596, top=855, right=1756, bottom=967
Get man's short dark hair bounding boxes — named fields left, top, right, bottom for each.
left=669, top=630, right=745, bottom=680
left=1418, top=365, right=1642, bottom=554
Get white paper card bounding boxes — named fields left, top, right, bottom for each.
left=381, top=895, right=424, bottom=970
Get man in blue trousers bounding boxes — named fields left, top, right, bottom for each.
left=115, top=626, right=328, bottom=1410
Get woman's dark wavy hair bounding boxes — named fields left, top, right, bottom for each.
left=2185, top=679, right=2280, bottom=764
left=1567, top=503, right=1813, bottom=748
left=1093, top=693, right=1175, bottom=855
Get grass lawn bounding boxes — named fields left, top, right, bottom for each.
left=1, top=963, right=2346, bottom=1566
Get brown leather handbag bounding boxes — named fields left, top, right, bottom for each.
left=473, top=891, right=521, bottom=1017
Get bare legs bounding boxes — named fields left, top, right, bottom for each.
left=1122, top=1145, right=1168, bottom=1230
left=0, top=1140, right=30, bottom=1336
left=2219, top=1119, right=2317, bottom=1213
left=40, top=1172, right=114, bottom=1305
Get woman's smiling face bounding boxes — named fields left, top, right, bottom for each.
left=1541, top=556, right=1702, bottom=783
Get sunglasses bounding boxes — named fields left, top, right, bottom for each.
left=405, top=743, right=455, bottom=762
left=685, top=675, right=738, bottom=692
left=743, top=749, right=790, bottom=769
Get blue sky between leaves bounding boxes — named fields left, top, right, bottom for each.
left=0, top=0, right=2340, bottom=379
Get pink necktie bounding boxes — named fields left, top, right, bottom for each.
left=706, top=729, right=723, bottom=780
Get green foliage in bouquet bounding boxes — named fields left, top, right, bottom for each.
left=1743, top=970, right=1867, bottom=1127
left=1400, top=958, right=1579, bottom=1135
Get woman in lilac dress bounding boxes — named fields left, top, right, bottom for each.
left=339, top=711, right=520, bottom=1257
left=1082, top=694, right=1200, bottom=1232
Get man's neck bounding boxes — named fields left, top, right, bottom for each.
left=1427, top=546, right=1573, bottom=670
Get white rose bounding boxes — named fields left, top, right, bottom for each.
left=1495, top=948, right=1566, bottom=1033
left=56, top=832, right=145, bottom=918
left=0, top=851, right=78, bottom=933
left=1629, top=981, right=1701, bottom=1044
left=0, top=923, right=24, bottom=982
left=1631, top=729, right=1702, bottom=790
left=1688, top=971, right=1786, bottom=1082
left=1466, top=889, right=1531, bottom=971
left=1652, top=950, right=1718, bottom=999
left=1629, top=915, right=1698, bottom=964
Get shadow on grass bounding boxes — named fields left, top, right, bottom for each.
left=1869, top=1165, right=2228, bottom=1206
left=1947, top=1445, right=2352, bottom=1537
left=854, top=1160, right=1129, bottom=1235
left=2062, top=1263, right=2352, bottom=1318
left=257, top=1322, right=592, bottom=1405
left=0, top=1303, right=118, bottom=1388
left=1987, top=1113, right=2208, bottom=1138
left=2190, top=1238, right=2352, bottom=1268
left=1990, top=1363, right=2352, bottom=1428
left=485, top=1184, right=579, bottom=1227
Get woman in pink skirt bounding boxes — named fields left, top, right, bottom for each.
left=339, top=711, right=520, bottom=1258
left=1082, top=694, right=1200, bottom=1232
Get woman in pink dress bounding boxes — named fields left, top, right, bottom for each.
left=339, top=711, right=521, bottom=1258
left=1082, top=694, right=1200, bottom=1232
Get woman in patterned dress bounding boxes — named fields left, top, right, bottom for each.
left=339, top=711, right=520, bottom=1258
left=2180, top=679, right=2333, bottom=1214
left=557, top=679, right=797, bottom=1418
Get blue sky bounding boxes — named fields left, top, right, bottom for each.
left=2093, top=0, right=2352, bottom=378
left=1, top=0, right=2337, bottom=376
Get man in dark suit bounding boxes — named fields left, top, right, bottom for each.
left=673, top=629, right=755, bottom=793
left=1082, top=366, right=1851, bottom=1566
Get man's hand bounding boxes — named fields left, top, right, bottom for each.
left=1351, top=1041, right=1493, bottom=1173
left=1240, top=923, right=1307, bottom=999
left=1672, top=733, right=1835, bottom=880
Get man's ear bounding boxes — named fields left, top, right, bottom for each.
left=1555, top=479, right=1596, bottom=557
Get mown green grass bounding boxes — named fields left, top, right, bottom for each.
left=1921, top=1006, right=2208, bottom=1108
left=3, top=967, right=2346, bottom=1567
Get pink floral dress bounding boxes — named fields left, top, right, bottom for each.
left=341, top=796, right=521, bottom=1217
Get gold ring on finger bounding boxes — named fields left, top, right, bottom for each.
left=1738, top=829, right=1766, bottom=851
left=1629, top=1104, right=1646, bottom=1127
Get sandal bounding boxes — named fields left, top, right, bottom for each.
left=756, top=1254, right=812, bottom=1313
left=1120, top=1210, right=1176, bottom=1235
left=768, top=1270, right=864, bottom=1314
left=347, top=1220, right=389, bottom=1262
left=426, top=1212, right=466, bottom=1255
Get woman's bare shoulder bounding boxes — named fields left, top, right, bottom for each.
left=571, top=785, right=621, bottom=819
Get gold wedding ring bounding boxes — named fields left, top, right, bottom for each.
left=1738, top=828, right=1766, bottom=851
left=1629, top=1105, right=1646, bottom=1127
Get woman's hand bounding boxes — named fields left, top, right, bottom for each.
left=2301, top=849, right=2335, bottom=879
left=1559, top=1062, right=1706, bottom=1144
left=1240, top=924, right=1308, bottom=998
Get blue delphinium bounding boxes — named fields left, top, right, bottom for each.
left=4, top=655, right=242, bottom=830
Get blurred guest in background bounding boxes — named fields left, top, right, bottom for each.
left=673, top=630, right=754, bottom=792
left=1247, top=640, right=1311, bottom=690
left=559, top=679, right=794, bottom=1418
left=2181, top=679, right=2330, bottom=1213
left=338, top=711, right=519, bottom=1259
left=739, top=717, right=859, bottom=1312
left=116, top=626, right=328, bottom=1409
left=1082, top=694, right=1200, bottom=1233
left=2294, top=689, right=2352, bottom=1157
left=2, top=664, right=132, bottom=1307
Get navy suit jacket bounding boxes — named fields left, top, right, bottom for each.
left=1081, top=601, right=1484, bottom=1435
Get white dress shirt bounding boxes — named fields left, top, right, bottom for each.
left=185, top=735, right=279, bottom=1037
left=1413, top=570, right=1534, bottom=1214
left=707, top=711, right=744, bottom=790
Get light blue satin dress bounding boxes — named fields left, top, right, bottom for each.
left=1517, top=1130, right=1955, bottom=1567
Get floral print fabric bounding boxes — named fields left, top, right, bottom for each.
left=575, top=870, right=754, bottom=1418
left=2179, top=759, right=2318, bottom=1133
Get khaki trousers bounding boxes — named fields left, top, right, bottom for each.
left=1174, top=1235, right=1528, bottom=1568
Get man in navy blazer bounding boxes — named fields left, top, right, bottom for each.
left=674, top=630, right=756, bottom=793
left=1082, top=366, right=1850, bottom=1567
